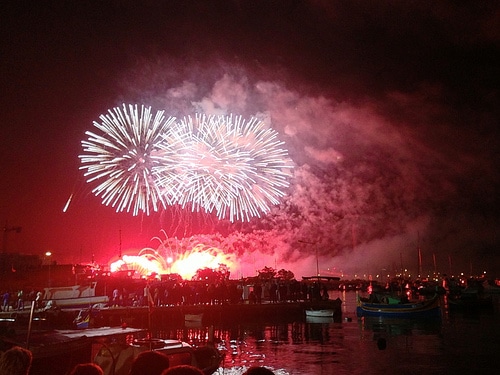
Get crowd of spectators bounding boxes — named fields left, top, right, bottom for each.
left=0, top=276, right=333, bottom=313
left=0, top=345, right=276, bottom=375
left=110, top=279, right=331, bottom=308
left=1, top=288, right=44, bottom=312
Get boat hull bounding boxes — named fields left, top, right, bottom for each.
left=305, top=309, right=334, bottom=318
left=43, top=284, right=109, bottom=310
left=46, top=296, right=110, bottom=310
left=356, top=295, right=441, bottom=318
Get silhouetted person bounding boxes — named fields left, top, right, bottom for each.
left=17, top=290, right=24, bottom=311
left=0, top=346, right=33, bottom=375
left=161, top=365, right=204, bottom=375
left=254, top=283, right=262, bottom=303
left=269, top=282, right=278, bottom=303
left=248, top=291, right=257, bottom=304
left=2, top=291, right=10, bottom=312
left=129, top=350, right=170, bottom=375
left=243, top=366, right=275, bottom=374
left=69, top=363, right=104, bottom=375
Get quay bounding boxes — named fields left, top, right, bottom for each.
left=96, top=299, right=343, bottom=328
left=0, top=299, right=343, bottom=329
left=1, top=298, right=343, bottom=329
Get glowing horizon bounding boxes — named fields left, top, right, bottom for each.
left=110, top=243, right=236, bottom=280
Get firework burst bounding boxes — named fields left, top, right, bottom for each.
left=155, top=114, right=293, bottom=221
left=79, top=104, right=177, bottom=215
left=81, top=106, right=293, bottom=221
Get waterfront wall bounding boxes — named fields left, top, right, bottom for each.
left=97, top=299, right=343, bottom=328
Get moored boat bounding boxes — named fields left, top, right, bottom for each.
left=42, top=283, right=109, bottom=310
left=356, top=295, right=441, bottom=318
left=447, top=292, right=494, bottom=310
left=0, top=327, right=144, bottom=375
left=305, top=309, right=334, bottom=318
left=94, top=337, right=224, bottom=375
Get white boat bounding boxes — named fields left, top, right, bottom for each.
left=42, top=283, right=109, bottom=310
left=305, top=309, right=334, bottom=318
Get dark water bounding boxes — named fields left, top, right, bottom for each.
left=158, top=290, right=500, bottom=375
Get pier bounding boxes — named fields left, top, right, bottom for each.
left=1, top=298, right=343, bottom=330
left=96, top=299, right=343, bottom=328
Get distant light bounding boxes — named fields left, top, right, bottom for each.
left=45, top=251, right=52, bottom=257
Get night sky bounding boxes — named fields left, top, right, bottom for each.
left=1, top=0, right=499, bottom=279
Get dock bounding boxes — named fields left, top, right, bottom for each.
left=1, top=298, right=343, bottom=331
left=96, top=299, right=343, bottom=328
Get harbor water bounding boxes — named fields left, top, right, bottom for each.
left=155, top=290, right=500, bottom=375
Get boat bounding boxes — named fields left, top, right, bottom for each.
left=356, top=295, right=441, bottom=318
left=448, top=295, right=494, bottom=310
left=305, top=309, right=334, bottom=318
left=42, top=283, right=109, bottom=310
left=0, top=327, right=144, bottom=375
left=0, top=300, right=76, bottom=329
left=482, top=280, right=500, bottom=295
left=94, top=337, right=224, bottom=375
left=447, top=287, right=494, bottom=310
left=73, top=306, right=105, bottom=329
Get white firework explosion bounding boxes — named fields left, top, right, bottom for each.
left=79, top=104, right=178, bottom=215
left=81, top=106, right=293, bottom=221
left=155, top=113, right=293, bottom=222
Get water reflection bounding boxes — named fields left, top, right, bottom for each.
left=359, top=316, right=442, bottom=337
left=148, top=291, right=499, bottom=375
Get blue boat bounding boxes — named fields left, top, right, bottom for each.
left=356, top=295, right=441, bottom=318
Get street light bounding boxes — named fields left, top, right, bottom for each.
left=45, top=252, right=52, bottom=287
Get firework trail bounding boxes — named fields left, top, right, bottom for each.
left=62, top=193, right=73, bottom=213
left=155, top=114, right=293, bottom=222
left=79, top=104, right=178, bottom=215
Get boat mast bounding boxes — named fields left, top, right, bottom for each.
left=417, top=232, right=423, bottom=278
left=119, top=229, right=122, bottom=259
left=316, top=246, right=319, bottom=276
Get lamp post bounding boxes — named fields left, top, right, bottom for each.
left=45, top=251, right=52, bottom=287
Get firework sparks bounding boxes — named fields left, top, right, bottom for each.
left=79, top=104, right=178, bottom=215
left=110, top=242, right=235, bottom=280
left=81, top=106, right=293, bottom=221
left=155, top=114, right=294, bottom=221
